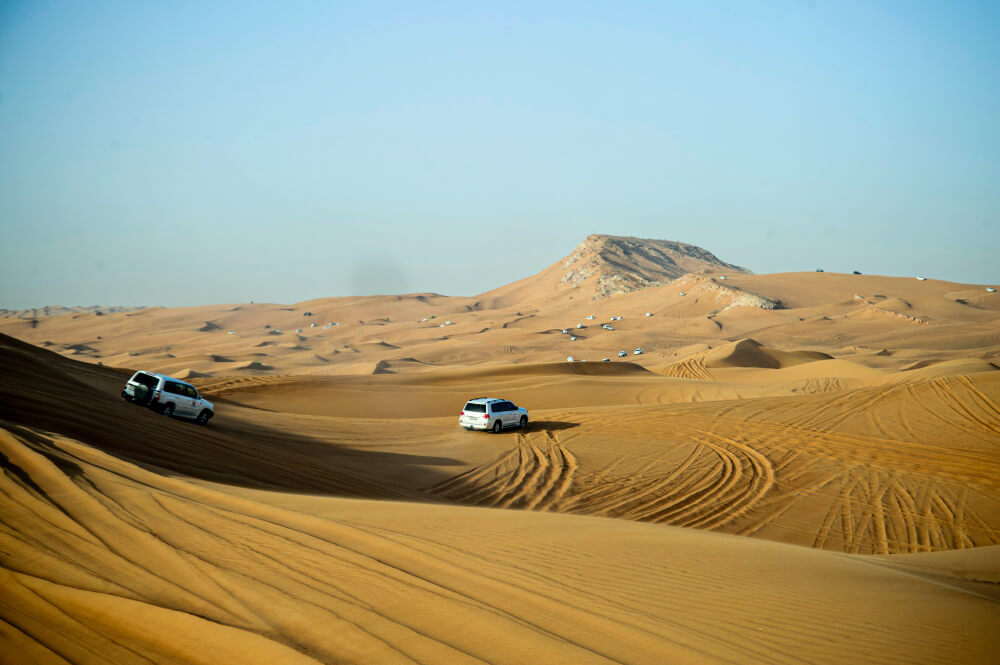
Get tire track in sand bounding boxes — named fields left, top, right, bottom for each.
left=429, top=429, right=577, bottom=512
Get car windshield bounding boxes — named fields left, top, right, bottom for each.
left=463, top=402, right=486, bottom=413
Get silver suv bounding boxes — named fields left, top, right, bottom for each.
left=122, top=371, right=215, bottom=425
left=459, top=398, right=529, bottom=433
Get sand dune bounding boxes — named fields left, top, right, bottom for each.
left=702, top=338, right=833, bottom=369
left=3, top=238, right=999, bottom=663
left=173, top=367, right=211, bottom=379
left=2, top=424, right=998, bottom=665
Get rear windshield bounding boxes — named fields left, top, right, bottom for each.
left=132, top=373, right=158, bottom=388
left=463, top=402, right=486, bottom=413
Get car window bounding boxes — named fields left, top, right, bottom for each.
left=498, top=402, right=512, bottom=412
left=165, top=381, right=183, bottom=395
left=463, top=402, right=486, bottom=413
left=133, top=373, right=158, bottom=388
left=185, top=385, right=198, bottom=398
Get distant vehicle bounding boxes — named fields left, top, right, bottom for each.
left=122, top=371, right=214, bottom=425
left=576, top=323, right=584, bottom=329
left=678, top=291, right=686, bottom=296
left=310, top=323, right=318, bottom=327
left=602, top=324, right=614, bottom=331
left=645, top=312, right=653, bottom=317
left=601, top=358, right=611, bottom=362
left=853, top=271, right=862, bottom=275
left=916, top=276, right=926, bottom=281
left=815, top=269, right=824, bottom=272
left=567, top=356, right=575, bottom=362
left=633, top=348, right=644, bottom=355
left=459, top=398, right=529, bottom=433
left=561, top=328, right=569, bottom=334
left=303, top=312, right=312, bottom=317
left=570, top=336, right=577, bottom=341
left=618, top=350, right=627, bottom=358
left=988, top=287, right=997, bottom=293
left=586, top=315, right=596, bottom=320
left=226, top=331, right=236, bottom=335
left=295, top=328, right=303, bottom=333
left=719, top=275, right=727, bottom=280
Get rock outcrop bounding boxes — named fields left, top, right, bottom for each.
left=559, top=235, right=750, bottom=300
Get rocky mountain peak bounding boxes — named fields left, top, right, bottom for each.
left=560, top=234, right=750, bottom=299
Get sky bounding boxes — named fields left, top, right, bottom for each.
left=1, top=1, right=997, bottom=308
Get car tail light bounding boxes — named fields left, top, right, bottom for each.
left=483, top=414, right=489, bottom=419
left=460, top=411, right=464, bottom=415
left=153, top=391, right=160, bottom=400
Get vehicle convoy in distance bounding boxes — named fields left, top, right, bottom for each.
left=122, top=370, right=215, bottom=425
left=459, top=397, right=529, bottom=433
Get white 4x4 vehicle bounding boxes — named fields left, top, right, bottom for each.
left=122, top=371, right=215, bottom=425
left=459, top=398, right=529, bottom=433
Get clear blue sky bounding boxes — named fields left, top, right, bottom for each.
left=1, top=1, right=997, bottom=308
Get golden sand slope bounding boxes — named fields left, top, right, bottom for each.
left=2, top=426, right=999, bottom=665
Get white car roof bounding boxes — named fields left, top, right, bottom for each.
left=134, top=370, right=193, bottom=388
left=465, top=397, right=504, bottom=404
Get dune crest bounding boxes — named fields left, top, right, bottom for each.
left=703, top=338, right=834, bottom=369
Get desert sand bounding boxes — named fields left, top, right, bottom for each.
left=2, top=235, right=999, bottom=664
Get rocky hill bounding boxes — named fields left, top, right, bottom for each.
left=559, top=234, right=750, bottom=299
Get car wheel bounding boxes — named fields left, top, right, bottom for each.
left=520, top=416, right=528, bottom=429
left=492, top=420, right=503, bottom=434
left=162, top=404, right=175, bottom=418
left=196, top=410, right=211, bottom=426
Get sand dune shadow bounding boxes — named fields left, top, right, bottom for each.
left=526, top=420, right=579, bottom=432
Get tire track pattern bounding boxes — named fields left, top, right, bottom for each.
left=660, top=356, right=716, bottom=381
left=429, top=409, right=1000, bottom=554
left=430, top=429, right=780, bottom=538
left=430, top=429, right=577, bottom=511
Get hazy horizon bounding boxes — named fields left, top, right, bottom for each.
left=2, top=1, right=998, bottom=309
left=1, top=231, right=998, bottom=311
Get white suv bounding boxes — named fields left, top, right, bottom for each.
left=122, top=371, right=215, bottom=425
left=459, top=398, right=529, bottom=433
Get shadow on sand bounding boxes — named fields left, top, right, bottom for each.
left=525, top=420, right=580, bottom=432
left=0, top=333, right=464, bottom=501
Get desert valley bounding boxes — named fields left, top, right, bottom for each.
left=2, top=234, right=999, bottom=664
